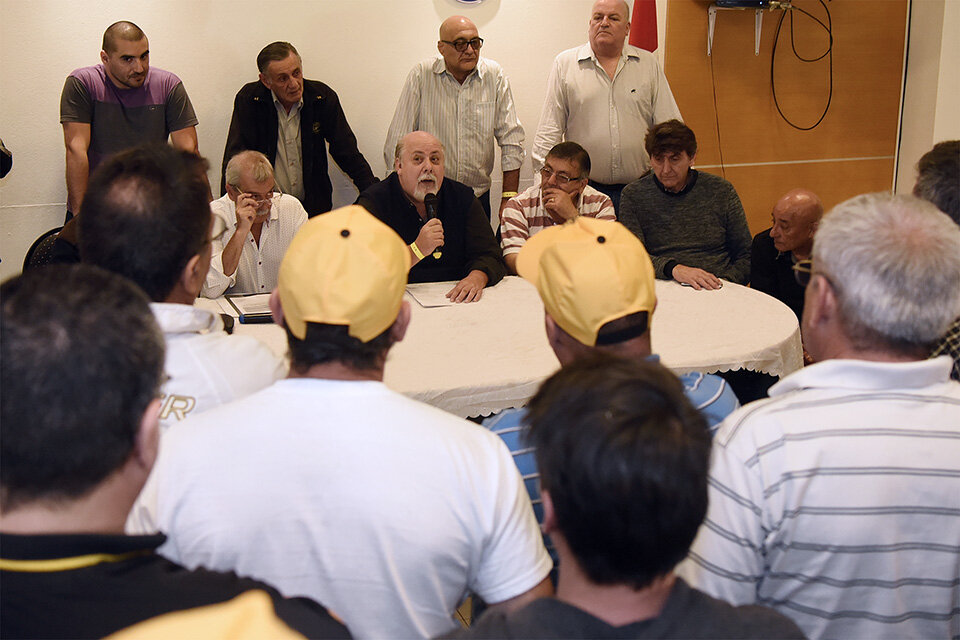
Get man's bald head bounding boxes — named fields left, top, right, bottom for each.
left=102, top=21, right=146, bottom=54
left=770, top=188, right=823, bottom=257
left=439, top=15, right=477, bottom=40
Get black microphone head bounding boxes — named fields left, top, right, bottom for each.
left=423, top=193, right=439, bottom=219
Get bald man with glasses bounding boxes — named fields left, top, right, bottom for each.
left=384, top=15, right=524, bottom=220
left=500, top=142, right=615, bottom=274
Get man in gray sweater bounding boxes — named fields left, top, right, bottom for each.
left=619, top=120, right=751, bottom=290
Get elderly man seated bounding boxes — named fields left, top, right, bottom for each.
left=357, top=130, right=506, bottom=302
left=499, top=141, right=615, bottom=274
left=751, top=188, right=823, bottom=320
left=619, top=120, right=752, bottom=290
left=202, top=150, right=307, bottom=297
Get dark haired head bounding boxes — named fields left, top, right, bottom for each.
left=526, top=353, right=711, bottom=589
left=1, top=265, right=164, bottom=512
left=79, top=144, right=211, bottom=302
left=546, top=142, right=592, bottom=179
left=257, top=42, right=300, bottom=73
left=644, top=119, right=697, bottom=158
left=286, top=322, right=397, bottom=374
left=102, top=21, right=146, bottom=53
left=914, top=140, right=959, bottom=225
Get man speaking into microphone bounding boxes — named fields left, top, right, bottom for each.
left=358, top=131, right=506, bottom=302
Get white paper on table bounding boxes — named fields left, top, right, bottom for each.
left=226, top=293, right=272, bottom=316
left=405, top=282, right=458, bottom=307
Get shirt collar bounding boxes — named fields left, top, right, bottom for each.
left=770, top=357, right=954, bottom=396
left=652, top=169, right=699, bottom=196
left=271, top=91, right=303, bottom=114
left=432, top=55, right=482, bottom=82
left=579, top=42, right=639, bottom=64
left=151, top=302, right=223, bottom=335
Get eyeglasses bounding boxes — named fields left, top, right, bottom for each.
left=230, top=185, right=280, bottom=206
left=540, top=166, right=584, bottom=186
left=440, top=37, right=484, bottom=52
left=792, top=259, right=813, bottom=287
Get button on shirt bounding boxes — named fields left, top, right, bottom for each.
left=384, top=57, right=525, bottom=197
left=201, top=193, right=307, bottom=297
left=532, top=44, right=681, bottom=185
left=272, top=94, right=305, bottom=202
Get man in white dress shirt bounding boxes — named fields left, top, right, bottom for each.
left=532, top=0, right=681, bottom=212
left=677, top=193, right=960, bottom=639
left=203, top=150, right=307, bottom=297
left=384, top=15, right=524, bottom=218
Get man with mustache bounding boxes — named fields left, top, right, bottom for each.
left=202, top=150, right=307, bottom=297
left=60, top=21, right=200, bottom=222
left=357, top=131, right=506, bottom=303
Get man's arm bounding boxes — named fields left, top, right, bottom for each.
left=499, top=196, right=528, bottom=275
left=493, top=68, right=525, bottom=216
left=531, top=57, right=567, bottom=170
left=383, top=65, right=423, bottom=174
left=718, top=184, right=752, bottom=285
left=170, top=126, right=199, bottom=155
left=651, top=59, right=683, bottom=124
left=63, top=122, right=91, bottom=215
left=463, top=197, right=507, bottom=287
left=321, top=87, right=378, bottom=191
left=750, top=231, right=778, bottom=296
left=676, top=425, right=768, bottom=606
left=485, top=577, right=554, bottom=615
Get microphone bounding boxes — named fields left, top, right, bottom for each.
left=423, top=193, right=442, bottom=259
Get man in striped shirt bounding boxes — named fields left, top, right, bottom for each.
left=499, top=142, right=615, bottom=274
left=678, top=192, right=960, bottom=639
left=384, top=15, right=524, bottom=219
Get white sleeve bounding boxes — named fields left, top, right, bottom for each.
left=200, top=208, right=236, bottom=298
left=652, top=61, right=682, bottom=124
left=383, top=64, right=423, bottom=173
left=493, top=68, right=525, bottom=172
left=470, top=436, right=553, bottom=603
left=531, top=57, right=567, bottom=171
left=676, top=427, right=767, bottom=605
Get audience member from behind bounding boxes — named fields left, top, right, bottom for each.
left=454, top=355, right=803, bottom=638
left=500, top=142, right=615, bottom=274
left=79, top=144, right=283, bottom=436
left=914, top=140, right=960, bottom=380
left=619, top=120, right=752, bottom=289
left=144, top=206, right=552, bottom=638
left=202, top=150, right=307, bottom=297
left=751, top=189, right=823, bottom=320
left=485, top=217, right=738, bottom=568
left=0, top=265, right=348, bottom=639
left=357, top=131, right=506, bottom=301
left=678, top=193, right=960, bottom=639
left=222, top=41, right=378, bottom=216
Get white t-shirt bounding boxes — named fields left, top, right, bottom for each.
left=149, top=378, right=552, bottom=639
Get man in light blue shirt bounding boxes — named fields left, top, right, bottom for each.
left=484, top=218, right=738, bottom=572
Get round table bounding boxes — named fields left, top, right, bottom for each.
left=200, top=276, right=802, bottom=418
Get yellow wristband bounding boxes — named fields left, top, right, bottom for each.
left=410, top=242, right=425, bottom=260
left=501, top=191, right=518, bottom=198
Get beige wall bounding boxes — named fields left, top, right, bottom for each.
left=0, top=0, right=955, bottom=280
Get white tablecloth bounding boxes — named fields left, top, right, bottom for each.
left=199, top=276, right=802, bottom=418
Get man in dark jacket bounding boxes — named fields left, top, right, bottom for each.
left=222, top=41, right=378, bottom=217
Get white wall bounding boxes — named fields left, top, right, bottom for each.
left=2, top=0, right=670, bottom=280
left=896, top=0, right=960, bottom=194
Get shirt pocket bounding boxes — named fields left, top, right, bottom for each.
left=469, top=101, right=495, bottom=132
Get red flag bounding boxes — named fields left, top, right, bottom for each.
left=629, top=0, right=658, bottom=52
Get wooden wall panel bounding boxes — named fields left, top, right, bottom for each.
left=664, top=0, right=907, bottom=233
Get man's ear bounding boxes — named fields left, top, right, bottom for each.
left=391, top=300, right=411, bottom=343
left=258, top=72, right=271, bottom=90
left=100, top=50, right=109, bottom=65
left=181, top=253, right=206, bottom=297
left=542, top=489, right=558, bottom=535
left=805, top=274, right=837, bottom=330
left=133, top=398, right=162, bottom=473
left=269, top=288, right=285, bottom=326
left=394, top=157, right=402, bottom=173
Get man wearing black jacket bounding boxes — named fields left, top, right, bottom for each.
left=222, top=41, right=377, bottom=217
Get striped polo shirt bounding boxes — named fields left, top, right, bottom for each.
left=500, top=184, right=615, bottom=256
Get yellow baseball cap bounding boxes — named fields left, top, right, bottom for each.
left=516, top=217, right=656, bottom=346
left=278, top=205, right=411, bottom=342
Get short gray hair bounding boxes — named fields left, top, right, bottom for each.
left=813, top=192, right=960, bottom=351
left=225, top=150, right=274, bottom=187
